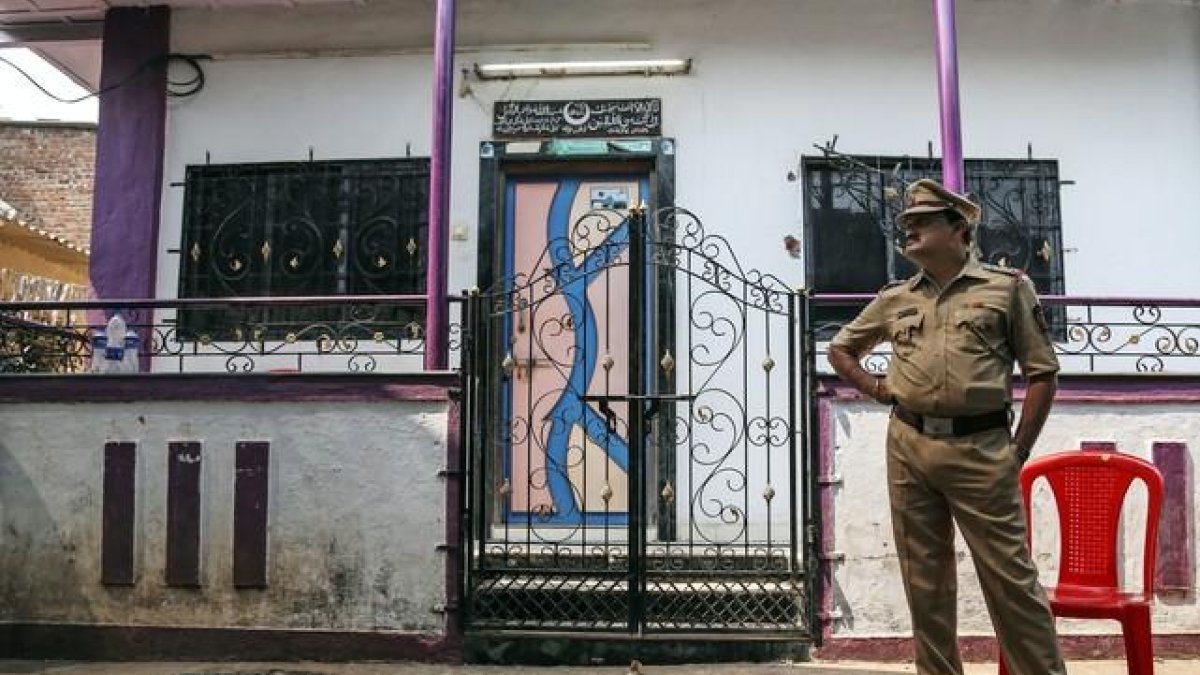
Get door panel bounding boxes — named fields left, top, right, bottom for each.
left=505, top=175, right=648, bottom=526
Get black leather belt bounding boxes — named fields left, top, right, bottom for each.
left=893, top=405, right=1010, bottom=438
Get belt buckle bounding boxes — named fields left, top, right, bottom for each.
left=922, top=416, right=954, bottom=437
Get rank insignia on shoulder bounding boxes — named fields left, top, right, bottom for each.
left=982, top=263, right=1022, bottom=277
left=880, top=279, right=906, bottom=292
left=1033, top=304, right=1050, bottom=332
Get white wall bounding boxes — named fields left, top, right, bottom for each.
left=158, top=0, right=1200, bottom=301
left=150, top=0, right=1200, bottom=640
left=0, top=400, right=447, bottom=631
left=827, top=398, right=1200, bottom=637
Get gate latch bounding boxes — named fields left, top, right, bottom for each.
left=583, top=393, right=697, bottom=434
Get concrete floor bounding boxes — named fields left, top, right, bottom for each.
left=0, top=660, right=1195, bottom=675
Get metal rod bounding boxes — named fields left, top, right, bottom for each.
left=456, top=290, right=477, bottom=630
left=788, top=291, right=799, bottom=578
left=425, top=0, right=457, bottom=370
left=0, top=294, right=440, bottom=312
left=627, top=208, right=647, bottom=633
left=801, top=289, right=824, bottom=645
left=810, top=293, right=1193, bottom=308
left=932, top=0, right=965, bottom=191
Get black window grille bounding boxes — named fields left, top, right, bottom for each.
left=802, top=155, right=1065, bottom=336
left=177, top=158, right=429, bottom=339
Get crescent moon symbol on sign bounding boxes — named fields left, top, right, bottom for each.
left=562, top=101, right=591, bottom=126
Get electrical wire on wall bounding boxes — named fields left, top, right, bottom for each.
left=0, top=52, right=210, bottom=103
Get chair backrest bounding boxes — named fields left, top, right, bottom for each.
left=1020, top=451, right=1165, bottom=593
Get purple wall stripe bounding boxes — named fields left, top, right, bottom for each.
left=166, top=441, right=202, bottom=587
left=817, top=397, right=839, bottom=642
left=443, top=391, right=464, bottom=635
left=1152, top=441, right=1194, bottom=594
left=1081, top=441, right=1118, bottom=453
left=233, top=441, right=270, bottom=588
left=101, top=442, right=136, bottom=585
left=819, top=375, right=1200, bottom=404
left=0, top=623, right=459, bottom=661
left=0, top=373, right=458, bottom=405
left=817, top=632, right=1200, bottom=662
left=90, top=7, right=169, bottom=301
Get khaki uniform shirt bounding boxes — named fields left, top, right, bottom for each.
left=831, top=258, right=1059, bottom=416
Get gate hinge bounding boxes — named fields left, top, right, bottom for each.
left=435, top=542, right=460, bottom=553
left=431, top=602, right=459, bottom=614
left=447, top=387, right=463, bottom=401
left=820, top=550, right=845, bottom=563
left=437, top=468, right=464, bottom=479
left=817, top=473, right=843, bottom=486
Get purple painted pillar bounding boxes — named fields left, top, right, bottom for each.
left=424, top=0, right=457, bottom=371
left=931, top=0, right=965, bottom=191
left=1151, top=442, right=1194, bottom=594
left=89, top=7, right=170, bottom=301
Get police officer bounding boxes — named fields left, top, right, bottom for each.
left=827, top=179, right=1065, bottom=675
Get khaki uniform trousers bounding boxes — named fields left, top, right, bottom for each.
left=887, top=417, right=1065, bottom=675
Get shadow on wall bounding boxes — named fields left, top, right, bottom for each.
left=0, top=441, right=95, bottom=624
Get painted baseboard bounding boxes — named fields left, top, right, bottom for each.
left=817, top=633, right=1200, bottom=661
left=0, top=623, right=460, bottom=662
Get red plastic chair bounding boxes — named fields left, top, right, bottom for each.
left=999, top=451, right=1164, bottom=675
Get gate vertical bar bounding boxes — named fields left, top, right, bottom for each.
left=655, top=210, right=678, bottom=543
left=474, top=290, right=494, bottom=564
left=788, top=290, right=800, bottom=579
left=800, top=289, right=822, bottom=644
left=460, top=289, right=478, bottom=629
left=627, top=206, right=648, bottom=633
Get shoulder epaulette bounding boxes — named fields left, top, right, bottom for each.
left=981, top=263, right=1022, bottom=278
left=879, top=279, right=906, bottom=292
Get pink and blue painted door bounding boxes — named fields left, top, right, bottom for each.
left=501, top=174, right=649, bottom=526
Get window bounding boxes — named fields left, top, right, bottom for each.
left=802, top=155, right=1065, bottom=334
left=177, top=158, right=429, bottom=339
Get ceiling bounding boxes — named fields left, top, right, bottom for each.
left=4, top=0, right=1199, bottom=91
left=0, top=1, right=367, bottom=90
left=0, top=1, right=366, bottom=26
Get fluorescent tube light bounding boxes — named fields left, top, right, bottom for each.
left=473, top=58, right=691, bottom=80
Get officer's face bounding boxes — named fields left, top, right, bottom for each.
left=899, top=211, right=964, bottom=259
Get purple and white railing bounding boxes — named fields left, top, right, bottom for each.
left=0, top=295, right=462, bottom=375
left=4, top=294, right=1200, bottom=376
left=812, top=294, right=1200, bottom=375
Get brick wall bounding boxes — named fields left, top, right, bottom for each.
left=0, top=121, right=96, bottom=251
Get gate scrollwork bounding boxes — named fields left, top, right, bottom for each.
left=464, top=204, right=812, bottom=635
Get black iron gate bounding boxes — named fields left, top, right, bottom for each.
left=461, top=206, right=817, bottom=637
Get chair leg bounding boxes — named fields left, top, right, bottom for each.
left=1121, top=606, right=1155, bottom=675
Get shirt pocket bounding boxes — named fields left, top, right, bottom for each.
left=955, top=303, right=1012, bottom=359
left=890, top=310, right=925, bottom=359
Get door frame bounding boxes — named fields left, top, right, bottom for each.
left=477, top=138, right=678, bottom=532
left=476, top=138, right=676, bottom=295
